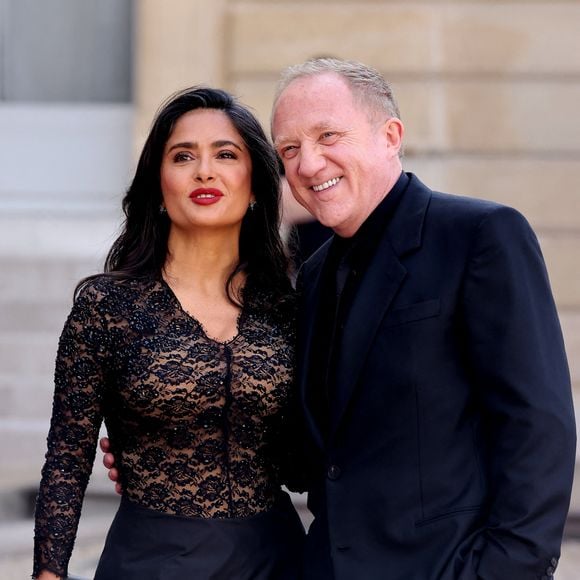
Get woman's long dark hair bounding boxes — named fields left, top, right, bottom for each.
left=77, top=86, right=293, bottom=312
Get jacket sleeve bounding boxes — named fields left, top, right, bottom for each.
left=33, top=284, right=111, bottom=579
left=277, top=271, right=311, bottom=493
left=461, top=205, right=576, bottom=579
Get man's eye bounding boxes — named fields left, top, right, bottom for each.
left=281, top=146, right=298, bottom=159
left=321, top=132, right=337, bottom=142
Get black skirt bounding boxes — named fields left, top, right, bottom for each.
left=94, top=492, right=305, bottom=580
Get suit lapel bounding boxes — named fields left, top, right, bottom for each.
left=329, top=235, right=406, bottom=435
left=297, top=241, right=331, bottom=450
left=329, top=175, right=432, bottom=437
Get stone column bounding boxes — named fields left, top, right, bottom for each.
left=133, top=0, right=227, bottom=153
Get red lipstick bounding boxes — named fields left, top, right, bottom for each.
left=189, top=188, right=224, bottom=205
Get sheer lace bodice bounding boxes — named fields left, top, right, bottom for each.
left=33, top=276, right=297, bottom=578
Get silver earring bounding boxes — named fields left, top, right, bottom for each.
left=159, top=204, right=167, bottom=214
left=249, top=201, right=256, bottom=211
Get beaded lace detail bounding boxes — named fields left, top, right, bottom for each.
left=33, top=276, right=296, bottom=578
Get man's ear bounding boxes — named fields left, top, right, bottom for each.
left=384, top=117, right=404, bottom=157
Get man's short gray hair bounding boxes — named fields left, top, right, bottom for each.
left=273, top=57, right=401, bottom=121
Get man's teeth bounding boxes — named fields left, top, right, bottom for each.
left=312, top=177, right=340, bottom=192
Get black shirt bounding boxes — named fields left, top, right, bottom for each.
left=308, top=171, right=410, bottom=438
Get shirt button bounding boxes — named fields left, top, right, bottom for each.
left=327, top=465, right=341, bottom=480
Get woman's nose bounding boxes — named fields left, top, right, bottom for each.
left=195, top=157, right=215, bottom=181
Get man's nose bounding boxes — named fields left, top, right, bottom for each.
left=297, top=147, right=326, bottom=178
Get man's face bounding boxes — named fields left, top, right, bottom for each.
left=272, top=72, right=402, bottom=237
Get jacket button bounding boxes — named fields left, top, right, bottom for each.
left=551, top=557, right=558, bottom=567
left=327, top=465, right=341, bottom=480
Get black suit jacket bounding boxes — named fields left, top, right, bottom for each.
left=296, top=174, right=575, bottom=580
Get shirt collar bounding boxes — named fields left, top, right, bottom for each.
left=329, top=170, right=409, bottom=259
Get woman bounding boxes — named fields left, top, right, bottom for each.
left=33, top=87, right=305, bottom=579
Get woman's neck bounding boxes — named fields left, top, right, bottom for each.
left=162, top=227, right=246, bottom=341
left=163, top=226, right=241, bottom=293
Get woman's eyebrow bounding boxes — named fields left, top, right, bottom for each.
left=167, top=140, right=243, bottom=153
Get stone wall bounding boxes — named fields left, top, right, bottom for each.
left=133, top=0, right=580, bottom=496
left=3, top=0, right=578, bottom=500
left=220, top=0, right=580, bottom=443
left=2, top=3, right=577, bottom=573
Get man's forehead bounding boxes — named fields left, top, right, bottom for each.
left=274, top=119, right=341, bottom=145
left=276, top=74, right=350, bottom=108
left=272, top=99, right=355, bottom=144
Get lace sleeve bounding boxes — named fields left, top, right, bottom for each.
left=33, top=283, right=111, bottom=578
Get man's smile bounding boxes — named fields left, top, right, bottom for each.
left=312, top=176, right=342, bottom=192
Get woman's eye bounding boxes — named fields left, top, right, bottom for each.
left=174, top=151, right=193, bottom=162
left=217, top=150, right=237, bottom=159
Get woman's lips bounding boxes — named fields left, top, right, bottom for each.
left=189, top=188, right=224, bottom=205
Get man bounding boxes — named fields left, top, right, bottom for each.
left=270, top=58, right=575, bottom=579
left=104, top=58, right=575, bottom=579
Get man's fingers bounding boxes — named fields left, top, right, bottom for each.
left=107, top=467, right=119, bottom=482
left=103, top=452, right=115, bottom=469
left=100, top=437, right=121, bottom=493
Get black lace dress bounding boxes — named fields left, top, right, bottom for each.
left=33, top=276, right=304, bottom=579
